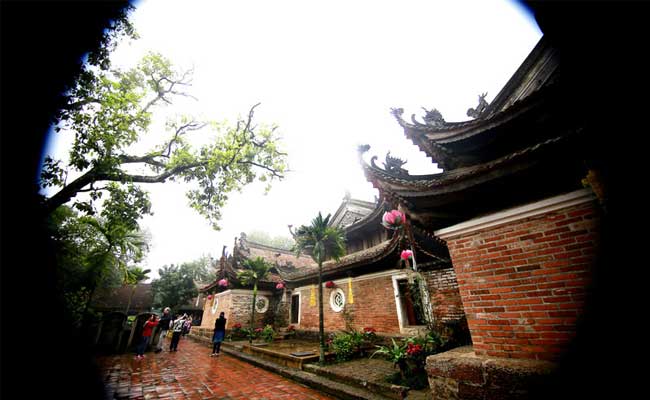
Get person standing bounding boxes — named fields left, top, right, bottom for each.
left=210, top=312, right=227, bottom=357
left=182, top=316, right=192, bottom=336
left=169, top=314, right=185, bottom=352
left=155, top=307, right=172, bottom=353
left=135, top=314, right=159, bottom=360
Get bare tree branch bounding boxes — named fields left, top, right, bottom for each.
left=118, top=155, right=166, bottom=168
left=237, top=161, right=284, bottom=178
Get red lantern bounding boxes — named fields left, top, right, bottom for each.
left=207, top=294, right=213, bottom=300
left=325, top=281, right=336, bottom=288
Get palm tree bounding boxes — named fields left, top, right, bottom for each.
left=237, top=256, right=273, bottom=343
left=124, top=267, right=151, bottom=316
left=77, top=216, right=149, bottom=318
left=292, top=212, right=346, bottom=364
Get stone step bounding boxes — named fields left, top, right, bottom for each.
left=303, top=362, right=409, bottom=400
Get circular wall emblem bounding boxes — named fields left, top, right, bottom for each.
left=329, top=288, right=346, bottom=312
left=211, top=296, right=219, bottom=314
left=255, top=296, right=269, bottom=313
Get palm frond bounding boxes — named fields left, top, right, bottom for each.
left=293, top=212, right=346, bottom=264
left=238, top=256, right=272, bottom=287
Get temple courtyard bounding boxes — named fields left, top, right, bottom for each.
left=96, top=335, right=434, bottom=399
left=96, top=338, right=336, bottom=400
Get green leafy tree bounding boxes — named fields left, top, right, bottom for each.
left=151, top=264, right=198, bottom=311
left=291, top=212, right=346, bottom=364
left=123, top=267, right=151, bottom=316
left=40, top=50, right=288, bottom=230
left=237, top=256, right=272, bottom=343
left=178, top=255, right=217, bottom=285
left=48, top=205, right=149, bottom=326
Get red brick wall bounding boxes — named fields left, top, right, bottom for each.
left=421, top=268, right=465, bottom=322
left=296, top=269, right=465, bottom=335
left=199, top=291, right=272, bottom=330
left=297, top=275, right=402, bottom=334
left=444, top=200, right=599, bottom=361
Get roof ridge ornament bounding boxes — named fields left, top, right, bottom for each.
left=383, top=152, right=409, bottom=177
left=467, top=92, right=489, bottom=119
left=412, top=107, right=446, bottom=128
left=360, top=144, right=411, bottom=178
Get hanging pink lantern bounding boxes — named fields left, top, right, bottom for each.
left=276, top=282, right=285, bottom=289
left=382, top=210, right=406, bottom=230
left=207, top=294, right=213, bottom=300
left=218, top=278, right=228, bottom=287
left=400, top=250, right=413, bottom=260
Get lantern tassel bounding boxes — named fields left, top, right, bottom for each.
left=348, top=277, right=354, bottom=304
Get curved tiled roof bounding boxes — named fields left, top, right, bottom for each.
left=91, top=284, right=154, bottom=312
left=388, top=37, right=559, bottom=169
left=199, top=238, right=313, bottom=292
left=277, top=233, right=402, bottom=282
left=361, top=134, right=569, bottom=192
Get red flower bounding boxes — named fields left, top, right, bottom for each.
left=363, top=327, right=376, bottom=333
left=233, top=323, right=242, bottom=329
left=287, top=325, right=295, bottom=331
left=255, top=328, right=263, bottom=332
left=406, top=343, right=423, bottom=356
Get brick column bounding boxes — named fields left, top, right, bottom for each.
left=436, top=189, right=600, bottom=361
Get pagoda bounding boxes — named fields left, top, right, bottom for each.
left=360, top=36, right=603, bottom=398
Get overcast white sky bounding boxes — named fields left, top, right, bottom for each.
left=44, top=0, right=541, bottom=280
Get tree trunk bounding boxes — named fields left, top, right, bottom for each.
left=318, top=263, right=325, bottom=365
left=124, top=284, right=137, bottom=316
left=83, top=286, right=97, bottom=319
left=249, top=284, right=257, bottom=344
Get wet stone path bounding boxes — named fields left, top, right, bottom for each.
left=96, top=338, right=336, bottom=400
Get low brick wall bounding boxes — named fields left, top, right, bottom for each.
left=426, top=346, right=555, bottom=399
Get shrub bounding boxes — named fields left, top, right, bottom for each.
left=332, top=332, right=359, bottom=361
left=228, top=323, right=250, bottom=340
left=260, top=324, right=276, bottom=342
left=284, top=325, right=296, bottom=338
left=362, top=327, right=378, bottom=343
left=371, top=338, right=407, bottom=366
left=372, top=334, right=440, bottom=388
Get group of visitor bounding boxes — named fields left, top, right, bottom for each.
left=135, top=307, right=198, bottom=359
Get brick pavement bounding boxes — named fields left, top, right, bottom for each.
left=96, top=338, right=337, bottom=400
